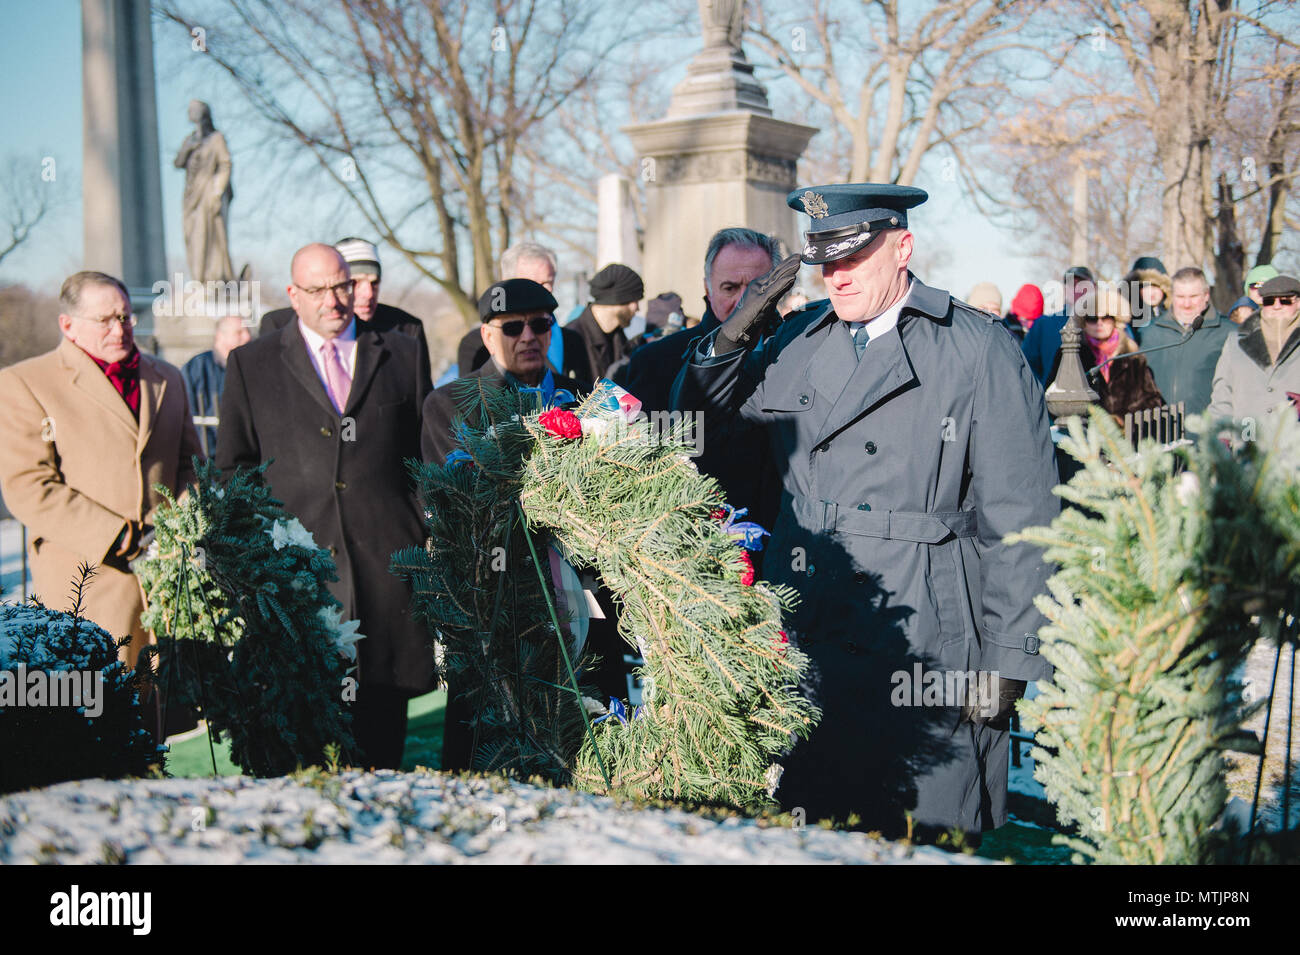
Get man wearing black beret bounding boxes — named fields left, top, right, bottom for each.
left=568, top=263, right=644, bottom=383
left=422, top=278, right=587, bottom=464
left=671, top=183, right=1059, bottom=841
left=422, top=277, right=598, bottom=770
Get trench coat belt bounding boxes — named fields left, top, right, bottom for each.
left=792, top=496, right=979, bottom=544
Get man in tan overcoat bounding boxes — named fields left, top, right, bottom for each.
left=0, top=271, right=203, bottom=667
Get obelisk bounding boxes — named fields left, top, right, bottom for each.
left=81, top=0, right=168, bottom=349
left=624, top=0, right=816, bottom=309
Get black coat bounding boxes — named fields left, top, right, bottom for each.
left=611, top=311, right=721, bottom=413
left=216, top=322, right=435, bottom=695
left=261, top=303, right=432, bottom=388
left=569, top=306, right=631, bottom=383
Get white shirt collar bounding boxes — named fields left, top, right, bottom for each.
left=297, top=316, right=357, bottom=353
left=848, top=280, right=913, bottom=342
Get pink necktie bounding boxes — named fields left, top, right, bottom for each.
left=321, top=340, right=352, bottom=414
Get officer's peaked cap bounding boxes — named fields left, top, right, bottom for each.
left=787, top=183, right=928, bottom=265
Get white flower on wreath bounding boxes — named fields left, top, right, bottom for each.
left=318, top=606, right=365, bottom=667
left=581, top=695, right=608, bottom=717
left=268, top=516, right=318, bottom=551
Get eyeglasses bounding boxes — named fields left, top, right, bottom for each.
left=1262, top=295, right=1297, bottom=307
left=76, top=312, right=137, bottom=330
left=1083, top=315, right=1115, bottom=323
left=486, top=315, right=555, bottom=337
left=295, top=279, right=356, bottom=300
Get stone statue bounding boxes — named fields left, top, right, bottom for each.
left=174, top=100, right=235, bottom=283
left=700, top=0, right=745, bottom=51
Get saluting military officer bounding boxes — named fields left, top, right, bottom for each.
left=671, top=184, right=1059, bottom=839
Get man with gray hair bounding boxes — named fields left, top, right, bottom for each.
left=612, top=227, right=781, bottom=411
left=181, top=314, right=251, bottom=456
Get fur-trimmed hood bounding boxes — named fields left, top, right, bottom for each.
left=1124, top=267, right=1172, bottom=296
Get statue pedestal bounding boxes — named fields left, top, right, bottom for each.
left=625, top=112, right=815, bottom=310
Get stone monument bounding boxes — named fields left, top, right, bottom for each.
left=81, top=0, right=167, bottom=343
left=624, top=0, right=816, bottom=309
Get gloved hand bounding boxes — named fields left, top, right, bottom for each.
left=714, top=253, right=803, bottom=355
left=961, top=675, right=1027, bottom=731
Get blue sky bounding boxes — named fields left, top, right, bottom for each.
left=0, top=1, right=1040, bottom=310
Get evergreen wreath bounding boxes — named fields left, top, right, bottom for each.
left=0, top=571, right=161, bottom=793
left=394, top=380, right=819, bottom=812
left=134, top=460, right=359, bottom=777
left=1009, top=407, right=1299, bottom=863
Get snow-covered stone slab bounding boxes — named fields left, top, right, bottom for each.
left=0, top=770, right=992, bottom=865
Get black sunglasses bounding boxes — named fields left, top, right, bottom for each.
left=486, top=315, right=555, bottom=337
left=1262, top=295, right=1297, bottom=307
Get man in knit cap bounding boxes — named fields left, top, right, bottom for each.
left=568, top=263, right=644, bottom=382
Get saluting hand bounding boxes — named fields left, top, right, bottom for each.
left=715, top=253, right=803, bottom=355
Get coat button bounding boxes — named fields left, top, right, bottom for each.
left=865, top=441, right=877, bottom=454
left=335, top=480, right=348, bottom=491
left=320, top=426, right=333, bottom=437
left=1267, top=387, right=1275, bottom=393
left=857, top=502, right=871, bottom=511
left=853, top=571, right=867, bottom=584
left=798, top=394, right=809, bottom=405
left=815, top=442, right=830, bottom=453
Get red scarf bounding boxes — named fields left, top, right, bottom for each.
left=86, top=347, right=142, bottom=418
left=1086, top=330, right=1124, bottom=384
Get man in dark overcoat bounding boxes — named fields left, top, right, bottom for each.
left=671, top=184, right=1059, bottom=839
left=217, top=242, right=433, bottom=769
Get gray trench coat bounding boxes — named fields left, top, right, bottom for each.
left=671, top=276, right=1058, bottom=834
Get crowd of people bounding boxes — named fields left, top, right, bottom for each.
left=985, top=258, right=1300, bottom=427
left=1, top=179, right=1295, bottom=841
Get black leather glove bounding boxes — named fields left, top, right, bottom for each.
left=714, top=253, right=802, bottom=356
left=961, top=675, right=1027, bottom=731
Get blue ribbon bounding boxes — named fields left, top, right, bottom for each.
left=717, top=505, right=770, bottom=551
left=445, top=449, right=473, bottom=468
left=594, top=696, right=628, bottom=725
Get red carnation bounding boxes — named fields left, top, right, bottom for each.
left=539, top=408, right=583, bottom=440
left=776, top=630, right=788, bottom=654
left=738, top=550, right=755, bottom=586
left=710, top=508, right=727, bottom=520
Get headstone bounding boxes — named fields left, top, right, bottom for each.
left=624, top=0, right=815, bottom=309
left=596, top=175, right=642, bottom=273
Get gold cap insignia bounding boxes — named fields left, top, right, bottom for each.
left=800, top=191, right=830, bottom=219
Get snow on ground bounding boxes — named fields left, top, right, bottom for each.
left=0, top=770, right=992, bottom=865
